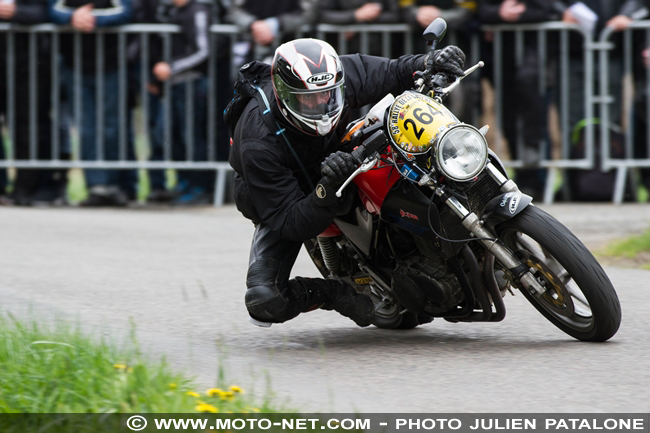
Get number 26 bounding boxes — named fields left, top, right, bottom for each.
left=404, top=119, right=424, bottom=140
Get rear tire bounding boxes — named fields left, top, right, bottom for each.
left=371, top=302, right=432, bottom=329
left=496, top=206, right=621, bottom=341
left=372, top=311, right=421, bottom=329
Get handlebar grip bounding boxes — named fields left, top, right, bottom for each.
left=351, top=143, right=365, bottom=163
left=431, top=73, right=449, bottom=88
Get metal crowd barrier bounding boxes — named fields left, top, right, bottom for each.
left=316, top=23, right=413, bottom=57
left=598, top=21, right=650, bottom=204
left=0, top=22, right=417, bottom=206
left=1, top=22, right=239, bottom=206
left=481, top=22, right=596, bottom=204
left=1, top=21, right=644, bottom=205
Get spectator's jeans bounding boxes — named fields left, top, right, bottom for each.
left=63, top=66, right=136, bottom=195
left=151, top=77, right=213, bottom=191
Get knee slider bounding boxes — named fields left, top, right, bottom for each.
left=245, top=285, right=298, bottom=323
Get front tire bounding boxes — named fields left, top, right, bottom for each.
left=496, top=206, right=621, bottom=342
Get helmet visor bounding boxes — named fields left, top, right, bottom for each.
left=281, top=83, right=344, bottom=120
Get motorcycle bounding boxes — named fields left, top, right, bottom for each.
left=304, top=18, right=621, bottom=341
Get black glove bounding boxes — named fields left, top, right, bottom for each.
left=313, top=151, right=358, bottom=207
left=427, top=46, right=466, bottom=78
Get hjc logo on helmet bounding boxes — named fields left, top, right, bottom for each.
left=272, top=39, right=345, bottom=136
left=307, top=73, right=334, bottom=85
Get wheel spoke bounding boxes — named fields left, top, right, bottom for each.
left=516, top=235, right=544, bottom=259
left=542, top=251, right=567, bottom=278
left=566, top=282, right=591, bottom=316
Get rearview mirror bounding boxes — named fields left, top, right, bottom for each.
left=423, top=18, right=447, bottom=47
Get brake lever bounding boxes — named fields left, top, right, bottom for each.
left=440, top=61, right=484, bottom=97
left=335, top=154, right=380, bottom=198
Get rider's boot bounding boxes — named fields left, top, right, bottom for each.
left=290, top=277, right=375, bottom=327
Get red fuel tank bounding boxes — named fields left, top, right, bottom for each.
left=353, top=164, right=401, bottom=215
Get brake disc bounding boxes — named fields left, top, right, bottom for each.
left=516, top=249, right=575, bottom=317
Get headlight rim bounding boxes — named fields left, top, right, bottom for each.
left=435, top=123, right=488, bottom=182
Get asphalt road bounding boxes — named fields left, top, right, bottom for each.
left=1, top=203, right=649, bottom=413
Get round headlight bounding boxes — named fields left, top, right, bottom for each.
left=436, top=125, right=488, bottom=181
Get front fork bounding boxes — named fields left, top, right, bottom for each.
left=438, top=163, right=546, bottom=296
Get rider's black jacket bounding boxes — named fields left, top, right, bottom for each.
left=229, top=53, right=425, bottom=243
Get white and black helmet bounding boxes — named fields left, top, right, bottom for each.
left=271, top=39, right=345, bottom=136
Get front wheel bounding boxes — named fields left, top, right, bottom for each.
left=496, top=206, right=621, bottom=342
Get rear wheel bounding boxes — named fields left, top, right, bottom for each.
left=370, top=292, right=431, bottom=330
left=371, top=308, right=422, bottom=330
left=496, top=206, right=621, bottom=341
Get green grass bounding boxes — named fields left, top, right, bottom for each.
left=605, top=229, right=650, bottom=258
left=601, top=229, right=650, bottom=270
left=0, top=313, right=271, bottom=414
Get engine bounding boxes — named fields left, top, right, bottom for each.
left=391, top=255, right=465, bottom=315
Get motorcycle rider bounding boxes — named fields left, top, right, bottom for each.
left=229, top=38, right=465, bottom=327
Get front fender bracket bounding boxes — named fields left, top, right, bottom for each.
left=481, top=192, right=532, bottom=230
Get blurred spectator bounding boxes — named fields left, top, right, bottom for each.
left=148, top=0, right=214, bottom=204
left=319, top=0, right=401, bottom=56
left=557, top=0, right=647, bottom=201
left=212, top=0, right=234, bottom=162
left=560, top=0, right=648, bottom=130
left=50, top=0, right=136, bottom=206
left=631, top=45, right=650, bottom=198
left=1, top=0, right=67, bottom=205
left=402, top=0, right=477, bottom=123
left=128, top=0, right=169, bottom=202
left=478, top=0, right=561, bottom=199
left=0, top=24, right=6, bottom=203
left=226, top=0, right=316, bottom=66
left=401, top=0, right=473, bottom=38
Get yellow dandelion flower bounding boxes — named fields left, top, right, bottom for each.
left=113, top=363, right=127, bottom=370
left=195, top=403, right=219, bottom=413
left=186, top=391, right=201, bottom=398
left=169, top=383, right=177, bottom=389
left=206, top=388, right=224, bottom=397
left=229, top=385, right=244, bottom=394
left=252, top=408, right=261, bottom=413
left=126, top=367, right=134, bottom=373
left=221, top=391, right=235, bottom=401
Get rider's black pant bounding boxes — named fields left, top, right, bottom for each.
left=245, top=224, right=307, bottom=323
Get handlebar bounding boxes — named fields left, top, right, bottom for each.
left=414, top=60, right=484, bottom=99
